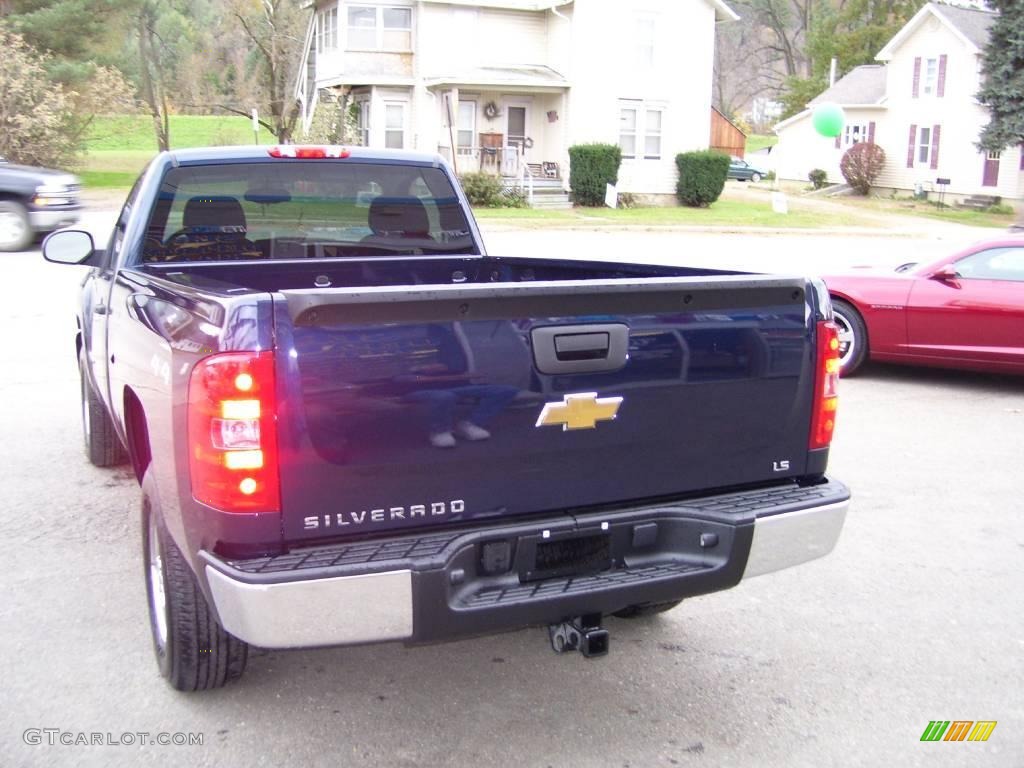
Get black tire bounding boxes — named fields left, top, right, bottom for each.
left=142, top=487, right=248, bottom=691
left=613, top=600, right=683, bottom=619
left=831, top=299, right=869, bottom=376
left=0, top=200, right=33, bottom=252
left=750, top=172, right=762, bottom=183
left=79, top=352, right=128, bottom=466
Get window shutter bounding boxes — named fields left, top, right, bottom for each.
left=930, top=125, right=941, bottom=170
left=912, top=57, right=921, bottom=98
left=937, top=55, right=947, bottom=97
left=907, top=124, right=917, bottom=168
left=868, top=122, right=876, bottom=143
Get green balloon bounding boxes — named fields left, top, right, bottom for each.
left=812, top=102, right=845, bottom=138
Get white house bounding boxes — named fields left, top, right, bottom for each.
left=773, top=2, right=1023, bottom=203
left=294, top=0, right=738, bottom=201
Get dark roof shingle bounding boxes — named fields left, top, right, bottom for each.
left=809, top=65, right=887, bottom=107
left=930, top=2, right=997, bottom=50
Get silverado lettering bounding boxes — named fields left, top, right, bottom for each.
left=304, top=500, right=467, bottom=530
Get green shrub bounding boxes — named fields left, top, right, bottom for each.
left=808, top=169, right=828, bottom=189
left=500, top=187, right=529, bottom=208
left=568, top=144, right=622, bottom=206
left=459, top=172, right=504, bottom=207
left=840, top=143, right=886, bottom=195
left=674, top=150, right=730, bottom=207
left=985, top=203, right=1014, bottom=215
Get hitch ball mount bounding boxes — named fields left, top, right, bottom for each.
left=548, top=615, right=609, bottom=658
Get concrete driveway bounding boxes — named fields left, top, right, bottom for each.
left=2, top=215, right=1020, bottom=767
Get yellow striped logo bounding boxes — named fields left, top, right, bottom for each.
left=921, top=720, right=997, bottom=742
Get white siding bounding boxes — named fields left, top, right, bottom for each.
left=775, top=108, right=885, bottom=184
left=567, top=0, right=717, bottom=196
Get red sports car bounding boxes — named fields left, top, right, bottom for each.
left=822, top=238, right=1024, bottom=376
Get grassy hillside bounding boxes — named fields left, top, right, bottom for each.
left=78, top=115, right=274, bottom=188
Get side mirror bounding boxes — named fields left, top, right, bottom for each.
left=929, top=265, right=961, bottom=284
left=42, top=229, right=101, bottom=266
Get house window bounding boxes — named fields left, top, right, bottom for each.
left=918, top=126, right=931, bottom=164
left=384, top=102, right=406, bottom=149
left=844, top=123, right=868, bottom=147
left=635, top=16, right=656, bottom=68
left=619, top=101, right=664, bottom=160
left=922, top=57, right=939, bottom=96
left=356, top=99, right=371, bottom=146
left=457, top=101, right=476, bottom=152
left=619, top=107, right=638, bottom=158
left=644, top=109, right=663, bottom=159
left=347, top=5, right=412, bottom=51
left=316, top=6, right=338, bottom=53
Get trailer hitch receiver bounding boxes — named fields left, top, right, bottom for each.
left=548, top=615, right=609, bottom=658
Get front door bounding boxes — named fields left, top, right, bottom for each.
left=503, top=104, right=528, bottom=175
left=906, top=246, right=1024, bottom=368
left=982, top=151, right=1000, bottom=187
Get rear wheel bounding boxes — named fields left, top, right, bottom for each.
left=143, top=488, right=248, bottom=691
left=80, top=352, right=128, bottom=466
left=831, top=299, right=868, bottom=376
left=0, top=200, right=32, bottom=252
left=750, top=172, right=762, bottom=183
left=613, top=600, right=683, bottom=619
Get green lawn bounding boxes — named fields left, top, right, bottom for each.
left=77, top=115, right=274, bottom=189
left=474, top=198, right=872, bottom=229
left=835, top=196, right=1017, bottom=229
left=746, top=134, right=778, bottom=154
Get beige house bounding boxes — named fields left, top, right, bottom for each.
left=773, top=2, right=1023, bottom=203
left=295, top=0, right=737, bottom=202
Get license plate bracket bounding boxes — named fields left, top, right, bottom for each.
left=520, top=532, right=612, bottom=583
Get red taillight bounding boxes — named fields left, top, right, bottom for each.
left=810, top=320, right=840, bottom=449
left=268, top=145, right=350, bottom=159
left=188, top=352, right=280, bottom=513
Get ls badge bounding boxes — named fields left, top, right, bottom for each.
left=536, top=392, right=623, bottom=431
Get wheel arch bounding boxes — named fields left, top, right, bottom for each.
left=123, top=387, right=152, bottom=484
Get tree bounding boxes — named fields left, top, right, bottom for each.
left=130, top=0, right=194, bottom=150
left=229, top=0, right=309, bottom=143
left=0, top=24, right=76, bottom=166
left=840, top=142, right=886, bottom=195
left=978, top=0, right=1024, bottom=151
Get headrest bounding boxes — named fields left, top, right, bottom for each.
left=183, top=196, right=247, bottom=234
left=368, top=197, right=431, bottom=237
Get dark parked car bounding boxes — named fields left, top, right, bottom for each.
left=823, top=238, right=1024, bottom=376
left=0, top=156, right=81, bottom=251
left=727, top=158, right=767, bottom=183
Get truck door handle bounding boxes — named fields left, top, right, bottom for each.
left=532, top=324, right=629, bottom=375
left=94, top=302, right=108, bottom=315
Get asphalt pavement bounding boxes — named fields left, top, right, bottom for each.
left=1, top=215, right=1021, bottom=767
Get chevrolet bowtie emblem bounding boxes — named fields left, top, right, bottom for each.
left=536, top=392, right=623, bottom=431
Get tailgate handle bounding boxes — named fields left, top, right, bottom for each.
left=532, top=324, right=629, bottom=375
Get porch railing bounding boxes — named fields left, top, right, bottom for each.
left=439, top=145, right=523, bottom=177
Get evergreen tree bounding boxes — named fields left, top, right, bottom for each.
left=978, top=0, right=1024, bottom=150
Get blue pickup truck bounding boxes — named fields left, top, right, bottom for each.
left=44, top=146, right=849, bottom=691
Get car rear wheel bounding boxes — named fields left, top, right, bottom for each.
left=0, top=200, right=32, bottom=252
left=832, top=299, right=868, bottom=376
left=750, top=172, right=762, bottom=183
left=142, top=485, right=248, bottom=691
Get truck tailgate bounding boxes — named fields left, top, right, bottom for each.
left=274, top=276, right=816, bottom=542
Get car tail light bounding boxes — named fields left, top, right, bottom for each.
left=268, top=145, right=350, bottom=159
left=809, top=321, right=840, bottom=449
left=188, top=352, right=280, bottom=512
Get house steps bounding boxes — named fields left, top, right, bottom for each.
left=956, top=195, right=1001, bottom=211
left=502, top=177, right=573, bottom=209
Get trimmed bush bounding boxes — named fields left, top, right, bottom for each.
left=808, top=169, right=828, bottom=190
left=840, top=142, right=886, bottom=195
left=675, top=151, right=730, bottom=207
left=459, top=172, right=505, bottom=207
left=568, top=144, right=622, bottom=206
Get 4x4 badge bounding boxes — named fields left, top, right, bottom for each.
left=536, top=393, right=623, bottom=431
